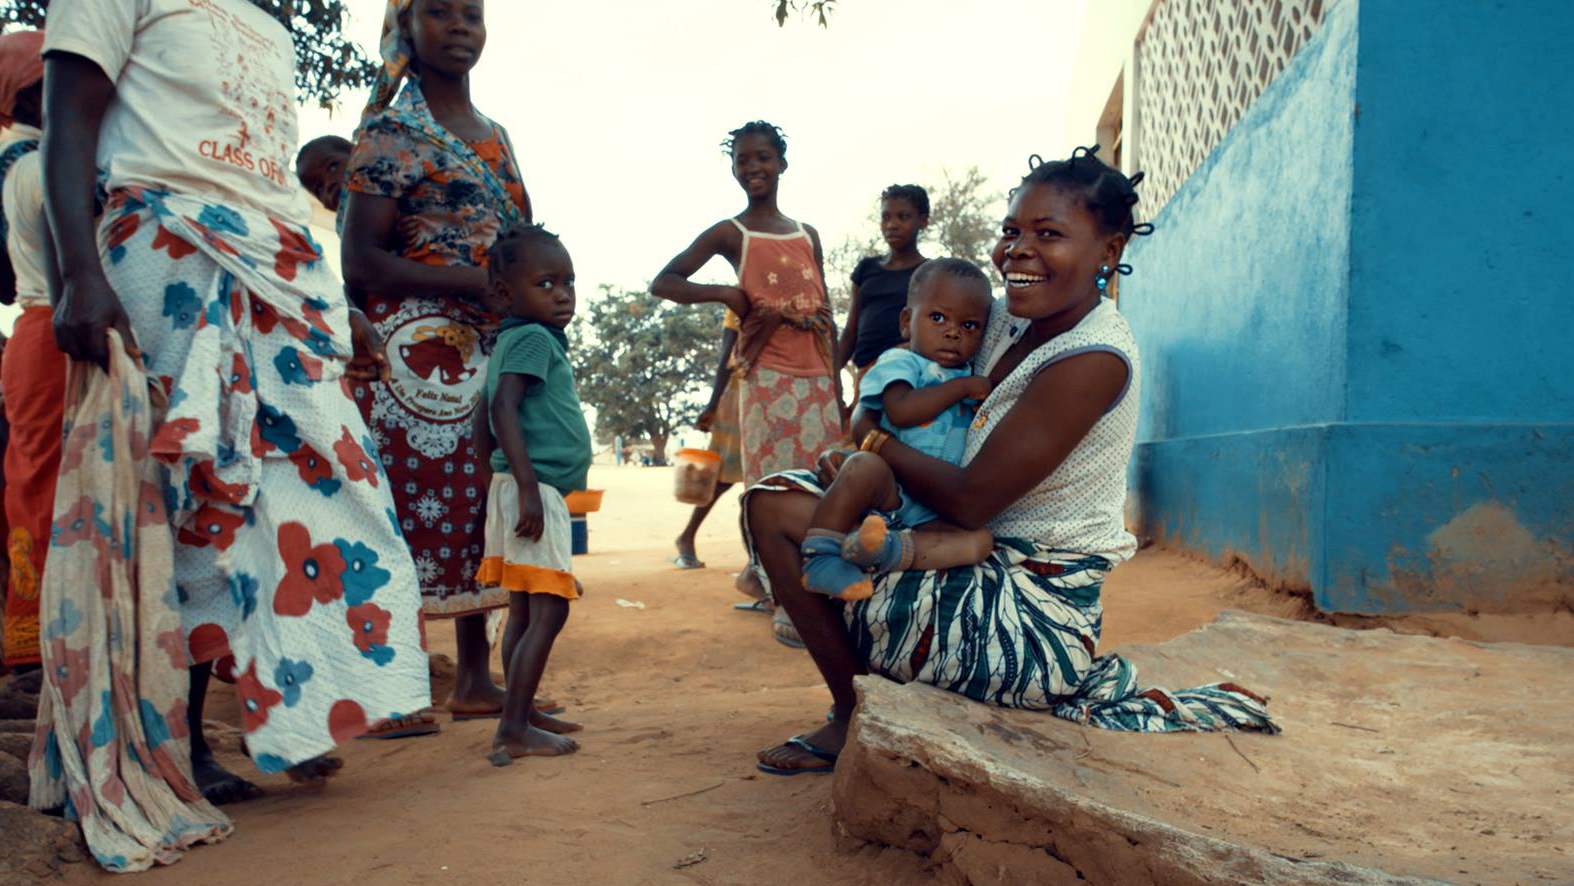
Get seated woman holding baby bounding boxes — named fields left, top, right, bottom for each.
left=745, top=149, right=1277, bottom=775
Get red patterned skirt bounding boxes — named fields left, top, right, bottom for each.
left=356, top=294, right=505, bottom=618
left=736, top=366, right=844, bottom=486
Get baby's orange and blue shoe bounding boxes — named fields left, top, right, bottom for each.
left=800, top=531, right=874, bottom=602
left=841, top=514, right=915, bottom=573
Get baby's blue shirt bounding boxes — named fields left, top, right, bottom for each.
left=859, top=348, right=975, bottom=466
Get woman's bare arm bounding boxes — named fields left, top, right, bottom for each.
left=879, top=351, right=1128, bottom=530
left=42, top=53, right=130, bottom=369
left=835, top=278, right=863, bottom=370
left=340, top=190, right=488, bottom=301
left=650, top=221, right=748, bottom=317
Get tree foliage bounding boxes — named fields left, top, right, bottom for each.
left=0, top=0, right=375, bottom=106
left=926, top=166, right=1004, bottom=279
left=773, top=0, right=836, bottom=27
left=570, top=287, right=722, bottom=464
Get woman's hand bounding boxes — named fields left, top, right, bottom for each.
left=724, top=285, right=751, bottom=320
left=849, top=407, right=878, bottom=443
left=514, top=480, right=545, bottom=541
left=815, top=448, right=856, bottom=488
left=53, top=275, right=137, bottom=370
left=694, top=405, right=718, bottom=433
left=346, top=308, right=390, bottom=382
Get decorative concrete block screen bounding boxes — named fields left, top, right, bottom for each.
left=1135, top=0, right=1326, bottom=218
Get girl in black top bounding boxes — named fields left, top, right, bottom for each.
left=836, top=184, right=931, bottom=374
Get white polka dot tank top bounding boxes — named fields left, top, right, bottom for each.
left=962, top=298, right=1140, bottom=563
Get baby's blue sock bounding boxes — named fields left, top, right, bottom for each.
left=841, top=515, right=915, bottom=573
left=801, top=530, right=874, bottom=602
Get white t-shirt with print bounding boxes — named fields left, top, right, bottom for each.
left=2, top=124, right=48, bottom=310
left=43, top=0, right=310, bottom=226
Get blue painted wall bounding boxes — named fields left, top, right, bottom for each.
left=1127, top=0, right=1356, bottom=442
left=1348, top=0, right=1574, bottom=423
left=1121, top=0, right=1574, bottom=614
left=1121, top=0, right=1358, bottom=590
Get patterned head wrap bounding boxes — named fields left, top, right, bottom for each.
left=359, top=0, right=416, bottom=128
left=0, top=30, right=45, bottom=129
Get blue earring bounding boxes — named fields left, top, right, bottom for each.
left=1094, top=264, right=1111, bottom=293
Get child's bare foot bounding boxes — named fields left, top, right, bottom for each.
left=530, top=710, right=582, bottom=734
left=285, top=755, right=344, bottom=784
left=489, top=725, right=579, bottom=765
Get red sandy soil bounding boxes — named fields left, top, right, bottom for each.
left=54, top=464, right=1569, bottom=885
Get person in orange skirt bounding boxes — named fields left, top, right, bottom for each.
left=652, top=121, right=847, bottom=647
left=0, top=29, right=52, bottom=670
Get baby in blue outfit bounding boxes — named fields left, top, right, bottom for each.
left=800, top=258, right=995, bottom=601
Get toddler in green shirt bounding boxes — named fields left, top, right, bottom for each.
left=473, top=224, right=592, bottom=764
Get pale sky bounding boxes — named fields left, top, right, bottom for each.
left=298, top=0, right=1087, bottom=295
left=0, top=0, right=1092, bottom=335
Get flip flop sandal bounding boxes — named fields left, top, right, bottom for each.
left=360, top=712, right=441, bottom=740
left=672, top=554, right=706, bottom=570
left=771, top=609, right=806, bottom=649
left=756, top=734, right=838, bottom=776
left=451, top=697, right=566, bottom=720
left=732, top=599, right=772, bottom=613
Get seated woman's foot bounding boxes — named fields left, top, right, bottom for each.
left=757, top=721, right=847, bottom=776
left=285, top=755, right=344, bottom=785
left=842, top=515, right=912, bottom=572
left=802, top=552, right=873, bottom=601
left=193, top=753, right=263, bottom=805
left=489, top=724, right=579, bottom=765
left=529, top=709, right=582, bottom=734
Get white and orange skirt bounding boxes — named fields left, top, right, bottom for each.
left=476, top=474, right=580, bottom=599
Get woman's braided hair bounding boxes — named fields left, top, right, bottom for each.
left=1015, top=146, right=1154, bottom=240
left=721, top=120, right=788, bottom=161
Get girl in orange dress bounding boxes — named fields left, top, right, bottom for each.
left=652, top=121, right=845, bottom=487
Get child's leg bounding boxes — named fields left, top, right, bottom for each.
left=801, top=453, right=902, bottom=601
left=497, top=598, right=571, bottom=722
left=907, top=520, right=994, bottom=570
left=492, top=592, right=578, bottom=764
left=808, top=453, right=902, bottom=533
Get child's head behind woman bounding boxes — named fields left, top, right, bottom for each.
left=486, top=224, right=576, bottom=327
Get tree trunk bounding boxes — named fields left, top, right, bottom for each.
left=650, top=433, right=668, bottom=466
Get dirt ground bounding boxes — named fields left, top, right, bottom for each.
left=50, top=463, right=1569, bottom=885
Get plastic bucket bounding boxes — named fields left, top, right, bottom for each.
left=564, top=489, right=604, bottom=514
left=673, top=448, right=721, bottom=506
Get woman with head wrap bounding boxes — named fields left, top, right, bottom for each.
left=341, top=0, right=538, bottom=722
left=35, top=0, right=431, bottom=867
left=0, top=28, right=49, bottom=671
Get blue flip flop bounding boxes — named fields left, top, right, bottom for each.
left=756, top=735, right=838, bottom=776
left=732, top=599, right=771, bottom=613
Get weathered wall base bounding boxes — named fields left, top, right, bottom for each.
left=1133, top=422, right=1574, bottom=615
